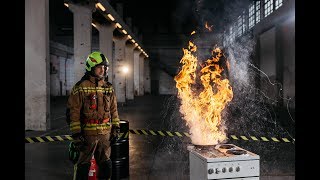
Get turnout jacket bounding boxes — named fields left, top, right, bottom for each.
left=67, top=74, right=120, bottom=136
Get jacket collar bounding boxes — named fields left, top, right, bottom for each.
left=87, top=74, right=105, bottom=86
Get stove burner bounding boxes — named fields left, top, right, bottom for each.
left=194, top=145, right=216, bottom=150
left=217, top=144, right=235, bottom=149
left=226, top=149, right=247, bottom=155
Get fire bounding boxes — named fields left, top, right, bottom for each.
left=174, top=41, right=233, bottom=145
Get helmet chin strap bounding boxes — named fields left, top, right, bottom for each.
left=104, top=67, right=109, bottom=81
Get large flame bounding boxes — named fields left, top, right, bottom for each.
left=174, top=41, right=233, bottom=145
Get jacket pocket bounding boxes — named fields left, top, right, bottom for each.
left=103, top=95, right=111, bottom=111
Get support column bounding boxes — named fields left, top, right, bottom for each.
left=144, top=57, right=151, bottom=94
left=25, top=0, right=50, bottom=130
left=139, top=55, right=145, bottom=95
left=133, top=50, right=141, bottom=96
left=69, top=2, right=95, bottom=82
left=113, top=36, right=129, bottom=103
left=125, top=44, right=135, bottom=100
left=96, top=23, right=116, bottom=84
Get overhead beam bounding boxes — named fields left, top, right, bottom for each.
left=96, top=0, right=149, bottom=58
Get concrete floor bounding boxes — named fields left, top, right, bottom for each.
left=25, top=95, right=295, bottom=180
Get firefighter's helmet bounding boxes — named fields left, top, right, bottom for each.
left=85, top=51, right=109, bottom=71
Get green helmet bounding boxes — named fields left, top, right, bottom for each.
left=85, top=51, right=109, bottom=71
left=68, top=141, right=80, bottom=164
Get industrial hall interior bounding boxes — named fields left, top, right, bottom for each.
left=25, top=0, right=295, bottom=179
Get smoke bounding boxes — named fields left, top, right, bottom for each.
left=227, top=40, right=254, bottom=88
left=222, top=35, right=295, bottom=141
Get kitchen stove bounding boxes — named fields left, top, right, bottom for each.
left=188, top=144, right=260, bottom=179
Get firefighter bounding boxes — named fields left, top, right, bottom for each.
left=66, top=51, right=120, bottom=180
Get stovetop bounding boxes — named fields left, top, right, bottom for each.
left=188, top=144, right=259, bottom=162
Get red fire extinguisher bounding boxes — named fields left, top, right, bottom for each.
left=88, top=141, right=99, bottom=180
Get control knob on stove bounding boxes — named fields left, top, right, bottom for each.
left=208, top=168, right=214, bottom=174
left=222, top=167, right=226, bottom=173
left=236, top=166, right=241, bottom=172
left=215, top=168, right=221, bottom=174
left=229, top=167, right=233, bottom=172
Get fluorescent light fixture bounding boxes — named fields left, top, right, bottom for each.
left=132, top=39, right=136, bottom=43
left=96, top=3, right=106, bottom=11
left=115, top=23, right=122, bottom=29
left=64, top=3, right=69, bottom=7
left=134, top=42, right=138, bottom=46
left=107, top=14, right=115, bottom=21
left=127, top=35, right=132, bottom=39
left=91, top=23, right=97, bottom=28
left=138, top=46, right=141, bottom=49
left=122, top=30, right=127, bottom=34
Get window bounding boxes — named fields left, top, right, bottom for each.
left=275, top=0, right=283, bottom=9
left=249, top=3, right=255, bottom=29
left=242, top=11, right=247, bottom=33
left=230, top=26, right=235, bottom=43
left=237, top=15, right=243, bottom=37
left=255, top=1, right=261, bottom=24
left=264, top=0, right=274, bottom=17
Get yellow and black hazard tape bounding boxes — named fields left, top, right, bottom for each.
left=129, top=129, right=190, bottom=137
left=25, top=129, right=295, bottom=144
left=227, top=134, right=295, bottom=144
left=129, top=129, right=295, bottom=144
left=25, top=132, right=129, bottom=144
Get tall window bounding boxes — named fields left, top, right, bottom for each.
left=255, top=1, right=261, bottom=24
left=230, top=26, right=235, bottom=43
left=264, top=0, right=274, bottom=17
left=249, top=3, right=255, bottom=29
left=237, top=15, right=243, bottom=37
left=275, top=0, right=283, bottom=9
left=242, top=11, right=247, bottom=33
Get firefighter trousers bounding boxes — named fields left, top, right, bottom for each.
left=73, top=134, right=112, bottom=180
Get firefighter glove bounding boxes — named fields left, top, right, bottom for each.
left=72, top=133, right=86, bottom=151
left=110, top=126, right=120, bottom=144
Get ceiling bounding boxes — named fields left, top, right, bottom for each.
left=50, top=0, right=252, bottom=47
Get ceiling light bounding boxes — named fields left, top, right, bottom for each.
left=116, top=23, right=122, bottom=29
left=107, top=14, right=115, bottom=21
left=96, top=3, right=106, bottom=11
